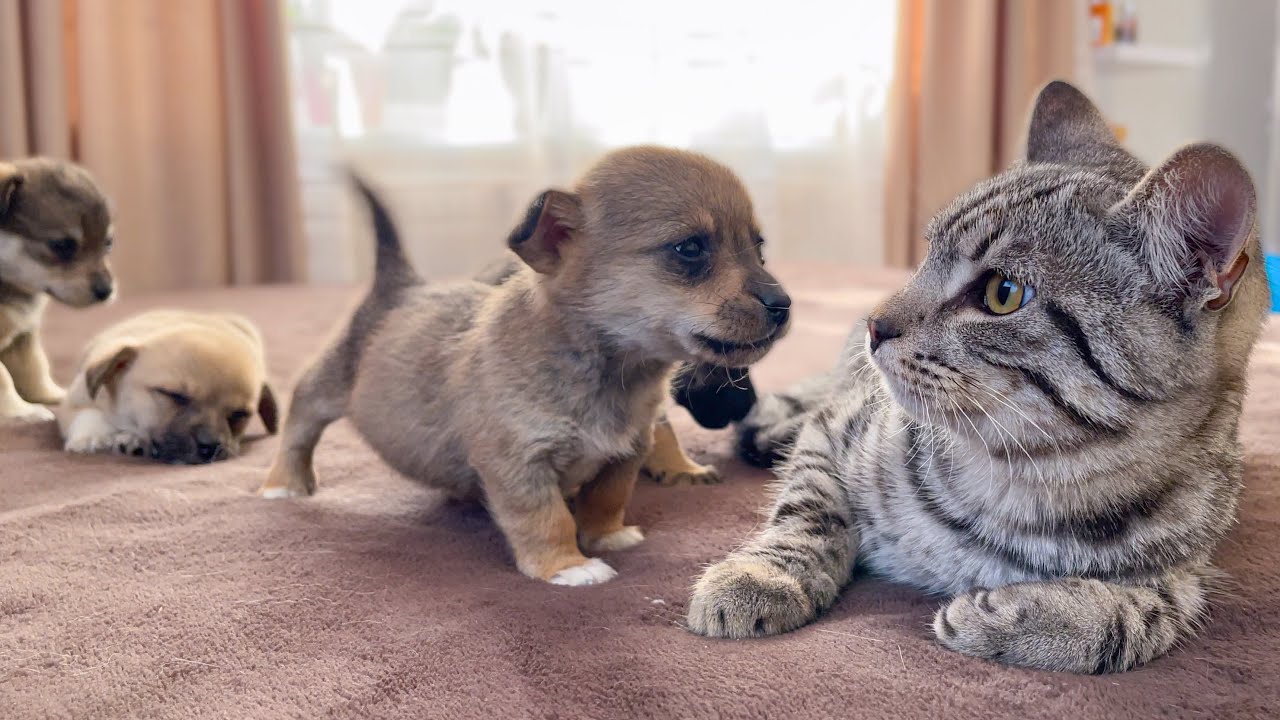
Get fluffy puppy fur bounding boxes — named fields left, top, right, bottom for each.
left=261, top=146, right=790, bottom=586
left=57, top=310, right=278, bottom=464
left=474, top=253, right=759, bottom=485
left=0, top=158, right=115, bottom=422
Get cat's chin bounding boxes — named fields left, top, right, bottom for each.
left=876, top=369, right=929, bottom=416
left=874, top=368, right=960, bottom=428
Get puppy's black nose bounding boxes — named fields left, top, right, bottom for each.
left=867, top=317, right=901, bottom=352
left=91, top=279, right=113, bottom=301
left=196, top=441, right=222, bottom=463
left=755, top=287, right=791, bottom=327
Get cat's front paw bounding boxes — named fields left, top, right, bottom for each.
left=687, top=558, right=815, bottom=638
left=935, top=580, right=1138, bottom=674
left=933, top=587, right=1022, bottom=663
left=934, top=586, right=1093, bottom=671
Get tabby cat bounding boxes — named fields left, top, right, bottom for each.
left=686, top=81, right=1270, bottom=674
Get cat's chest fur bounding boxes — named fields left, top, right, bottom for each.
left=835, top=382, right=1222, bottom=596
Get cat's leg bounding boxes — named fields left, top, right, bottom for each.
left=688, top=409, right=858, bottom=637
left=934, top=568, right=1210, bottom=673
left=735, top=391, right=820, bottom=467
left=737, top=330, right=869, bottom=467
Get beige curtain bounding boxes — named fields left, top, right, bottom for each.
left=884, top=0, right=1079, bottom=268
left=0, top=0, right=305, bottom=292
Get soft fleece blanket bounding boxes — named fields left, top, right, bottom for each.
left=2, top=264, right=1278, bottom=719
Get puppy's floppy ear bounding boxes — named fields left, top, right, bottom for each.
left=258, top=382, right=279, bottom=434
left=0, top=163, right=23, bottom=216
left=1109, top=142, right=1256, bottom=310
left=85, top=346, right=138, bottom=399
left=507, top=189, right=582, bottom=274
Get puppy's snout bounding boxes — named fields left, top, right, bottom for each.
left=90, top=273, right=114, bottom=302
left=194, top=427, right=224, bottom=463
left=754, top=285, right=791, bottom=327
left=153, top=427, right=225, bottom=464
left=196, top=441, right=222, bottom=463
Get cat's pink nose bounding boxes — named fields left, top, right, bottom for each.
left=868, top=317, right=901, bottom=352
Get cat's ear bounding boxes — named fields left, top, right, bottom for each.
left=1025, top=80, right=1120, bottom=165
left=1110, top=143, right=1256, bottom=309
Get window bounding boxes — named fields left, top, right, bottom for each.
left=286, top=0, right=897, bottom=283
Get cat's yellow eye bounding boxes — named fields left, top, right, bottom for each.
left=983, top=273, right=1035, bottom=315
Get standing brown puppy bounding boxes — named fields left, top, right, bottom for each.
left=0, top=158, right=115, bottom=422
left=260, top=146, right=790, bottom=585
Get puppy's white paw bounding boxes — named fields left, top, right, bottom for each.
left=110, top=434, right=150, bottom=458
left=549, top=558, right=617, bottom=586
left=1, top=401, right=55, bottom=424
left=64, top=434, right=102, bottom=454
left=585, top=526, right=645, bottom=552
left=65, top=429, right=146, bottom=455
left=63, top=409, right=127, bottom=454
left=258, top=486, right=302, bottom=499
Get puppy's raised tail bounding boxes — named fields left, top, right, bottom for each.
left=349, top=173, right=421, bottom=296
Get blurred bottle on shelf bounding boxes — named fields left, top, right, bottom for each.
left=1089, top=1, right=1114, bottom=47
left=1114, top=1, right=1138, bottom=44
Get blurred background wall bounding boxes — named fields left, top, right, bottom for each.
left=1, top=0, right=1277, bottom=291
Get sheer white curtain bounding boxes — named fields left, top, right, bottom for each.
left=285, top=0, right=897, bottom=283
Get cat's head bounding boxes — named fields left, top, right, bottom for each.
left=867, top=80, right=1268, bottom=450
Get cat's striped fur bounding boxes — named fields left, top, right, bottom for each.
left=686, top=81, right=1270, bottom=673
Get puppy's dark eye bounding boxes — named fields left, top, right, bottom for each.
left=104, top=236, right=114, bottom=253
left=755, top=235, right=766, bottom=263
left=227, top=410, right=251, bottom=432
left=154, top=389, right=191, bottom=407
left=672, top=236, right=708, bottom=261
left=47, top=237, right=78, bottom=262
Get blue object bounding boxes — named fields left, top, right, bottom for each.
left=1268, top=254, right=1280, bottom=313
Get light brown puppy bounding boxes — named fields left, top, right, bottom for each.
left=472, top=252, right=727, bottom=487
left=0, top=158, right=115, bottom=422
left=644, top=416, right=718, bottom=485
left=261, top=146, right=790, bottom=586
left=57, top=310, right=278, bottom=464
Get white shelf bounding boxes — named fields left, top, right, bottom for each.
left=1093, top=44, right=1209, bottom=69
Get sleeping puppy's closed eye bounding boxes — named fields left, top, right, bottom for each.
left=56, top=310, right=277, bottom=464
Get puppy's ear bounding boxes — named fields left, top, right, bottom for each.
left=85, top=346, right=138, bottom=399
left=258, top=382, right=279, bottom=434
left=0, top=163, right=22, bottom=216
left=506, top=190, right=581, bottom=274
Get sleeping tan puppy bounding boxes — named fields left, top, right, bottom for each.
left=57, top=310, right=278, bottom=463
left=260, top=146, right=791, bottom=586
